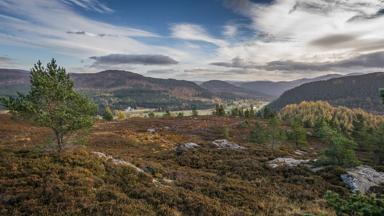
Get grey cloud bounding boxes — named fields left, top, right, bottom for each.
left=348, top=8, right=384, bottom=22
left=210, top=57, right=250, bottom=68
left=146, top=69, right=177, bottom=75
left=289, top=1, right=383, bottom=20
left=264, top=52, right=384, bottom=71
left=67, top=31, right=86, bottom=35
left=289, top=1, right=332, bottom=14
left=310, top=34, right=358, bottom=47
left=211, top=52, right=384, bottom=72
left=66, top=30, right=118, bottom=37
left=90, top=54, right=178, bottom=66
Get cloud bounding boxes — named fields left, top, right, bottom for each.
left=66, top=30, right=118, bottom=37
left=61, top=0, right=113, bottom=13
left=211, top=51, right=384, bottom=72
left=146, top=69, right=177, bottom=75
left=261, top=51, right=384, bottom=72
left=0, top=0, right=166, bottom=58
left=310, top=34, right=359, bottom=47
left=170, top=23, right=227, bottom=46
left=90, top=54, right=178, bottom=66
left=211, top=57, right=254, bottom=68
left=223, top=25, right=237, bottom=37
left=348, top=8, right=384, bottom=22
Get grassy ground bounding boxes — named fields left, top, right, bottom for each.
left=0, top=114, right=349, bottom=215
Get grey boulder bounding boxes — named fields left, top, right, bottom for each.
left=341, top=165, right=384, bottom=193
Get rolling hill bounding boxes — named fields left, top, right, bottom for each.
left=0, top=69, right=214, bottom=110
left=200, top=80, right=272, bottom=100
left=268, top=72, right=384, bottom=114
left=234, top=74, right=343, bottom=97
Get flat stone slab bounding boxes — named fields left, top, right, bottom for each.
left=176, top=142, right=200, bottom=154
left=341, top=165, right=384, bottom=193
left=267, top=157, right=310, bottom=168
left=92, top=151, right=144, bottom=173
left=212, top=139, right=245, bottom=149
left=147, top=128, right=156, bottom=133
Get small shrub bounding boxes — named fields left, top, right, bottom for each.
left=325, top=191, right=384, bottom=216
left=103, top=106, right=114, bottom=121
left=147, top=111, right=155, bottom=118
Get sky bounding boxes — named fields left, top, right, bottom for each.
left=1, top=0, right=384, bottom=81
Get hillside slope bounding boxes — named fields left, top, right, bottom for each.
left=0, top=69, right=214, bottom=110
left=0, top=69, right=29, bottom=97
left=200, top=80, right=272, bottom=100
left=71, top=70, right=212, bottom=99
left=268, top=72, right=384, bottom=114
left=237, top=74, right=342, bottom=97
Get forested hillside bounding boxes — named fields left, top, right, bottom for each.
left=0, top=69, right=214, bottom=110
left=237, top=74, right=342, bottom=97
left=269, top=73, right=384, bottom=114
left=200, top=80, right=272, bottom=100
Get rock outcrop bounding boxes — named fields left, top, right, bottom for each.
left=267, top=157, right=310, bottom=169
left=212, top=139, right=245, bottom=149
left=176, top=142, right=200, bottom=154
left=92, top=151, right=174, bottom=187
left=92, top=151, right=145, bottom=173
left=147, top=128, right=156, bottom=133
left=341, top=165, right=384, bottom=193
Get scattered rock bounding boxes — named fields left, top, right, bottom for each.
left=162, top=178, right=174, bottom=184
left=92, top=151, right=144, bottom=173
left=341, top=165, right=384, bottom=193
left=147, top=128, right=156, bottom=133
left=294, top=150, right=306, bottom=156
left=267, top=157, right=310, bottom=169
left=309, top=166, right=328, bottom=173
left=92, top=151, right=174, bottom=188
left=212, top=139, right=245, bottom=149
left=176, top=142, right=200, bottom=154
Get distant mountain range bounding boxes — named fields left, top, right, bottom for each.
left=2, top=68, right=381, bottom=113
left=230, top=74, right=344, bottom=97
left=268, top=72, right=384, bottom=114
left=200, top=80, right=272, bottom=100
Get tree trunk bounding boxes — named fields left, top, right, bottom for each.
left=54, top=131, right=64, bottom=153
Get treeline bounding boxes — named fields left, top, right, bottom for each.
left=280, top=101, right=384, bottom=133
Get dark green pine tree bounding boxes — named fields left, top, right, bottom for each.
left=249, top=122, right=267, bottom=144
left=290, top=118, right=308, bottom=148
left=0, top=59, right=97, bottom=152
